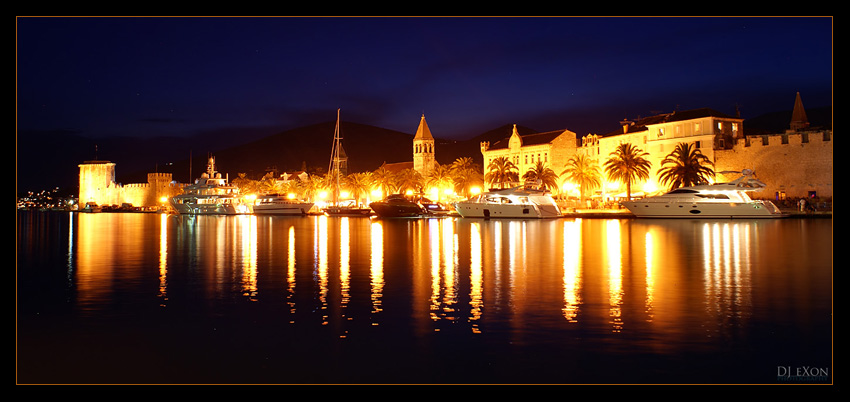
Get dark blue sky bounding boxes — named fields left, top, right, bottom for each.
left=17, top=16, right=832, bottom=141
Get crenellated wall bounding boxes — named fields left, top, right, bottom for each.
left=78, top=162, right=176, bottom=208
left=715, top=130, right=833, bottom=199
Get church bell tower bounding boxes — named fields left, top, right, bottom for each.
left=413, top=114, right=436, bottom=177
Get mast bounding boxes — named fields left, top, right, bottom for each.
left=327, top=108, right=342, bottom=206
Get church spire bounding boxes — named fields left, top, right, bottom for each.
left=414, top=114, right=434, bottom=140
left=789, top=92, right=810, bottom=131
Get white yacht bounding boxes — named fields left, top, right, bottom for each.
left=453, top=186, right=562, bottom=218
left=253, top=194, right=314, bottom=216
left=621, top=169, right=786, bottom=218
left=169, top=156, right=250, bottom=215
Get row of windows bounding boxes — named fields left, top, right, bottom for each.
left=414, top=143, right=433, bottom=153
left=487, top=152, right=549, bottom=168
left=657, top=121, right=739, bottom=138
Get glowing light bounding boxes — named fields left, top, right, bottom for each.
left=642, top=180, right=658, bottom=194
left=287, top=193, right=296, bottom=200
left=469, top=186, right=482, bottom=195
left=428, top=187, right=439, bottom=200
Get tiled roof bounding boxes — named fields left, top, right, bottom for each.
left=488, top=130, right=564, bottom=150
left=603, top=108, right=736, bottom=136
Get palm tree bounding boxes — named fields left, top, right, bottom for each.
left=395, top=168, right=423, bottom=195
left=344, top=172, right=373, bottom=206
left=232, top=173, right=260, bottom=195
left=522, top=161, right=560, bottom=192
left=562, top=154, right=602, bottom=202
left=485, top=156, right=519, bottom=189
left=371, top=165, right=398, bottom=198
left=302, top=175, right=324, bottom=203
left=257, top=172, right=280, bottom=194
left=450, top=157, right=483, bottom=198
left=657, top=142, right=715, bottom=190
left=604, top=143, right=652, bottom=200
left=425, top=163, right=454, bottom=200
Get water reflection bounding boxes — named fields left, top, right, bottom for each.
left=370, top=220, right=384, bottom=316
left=64, top=214, right=828, bottom=344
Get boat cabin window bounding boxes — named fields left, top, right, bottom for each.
left=668, top=189, right=699, bottom=194
left=696, top=194, right=730, bottom=199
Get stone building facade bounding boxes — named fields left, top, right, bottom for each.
left=78, top=160, right=181, bottom=208
left=480, top=124, right=578, bottom=188
left=482, top=93, right=832, bottom=201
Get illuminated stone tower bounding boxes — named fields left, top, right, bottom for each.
left=413, top=114, right=436, bottom=177
left=78, top=160, right=116, bottom=205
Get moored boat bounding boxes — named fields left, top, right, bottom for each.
left=370, top=194, right=425, bottom=218
left=322, top=109, right=372, bottom=217
left=252, top=194, right=314, bottom=216
left=453, top=185, right=562, bottom=218
left=620, top=169, right=787, bottom=218
left=169, top=156, right=250, bottom=215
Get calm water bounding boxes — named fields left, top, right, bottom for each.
left=17, top=211, right=833, bottom=384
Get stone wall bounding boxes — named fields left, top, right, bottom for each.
left=714, top=131, right=832, bottom=199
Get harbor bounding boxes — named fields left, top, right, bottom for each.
left=17, top=210, right=833, bottom=384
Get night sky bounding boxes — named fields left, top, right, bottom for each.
left=16, top=16, right=832, bottom=193
left=17, top=16, right=832, bottom=139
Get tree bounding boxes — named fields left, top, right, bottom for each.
left=450, top=157, right=483, bottom=198
left=485, top=156, right=519, bottom=189
left=372, top=165, right=398, bottom=198
left=425, top=163, right=454, bottom=200
left=522, top=161, right=559, bottom=192
left=604, top=143, right=652, bottom=200
left=657, top=142, right=715, bottom=190
left=344, top=172, right=373, bottom=206
left=562, top=154, right=602, bottom=202
left=395, top=168, right=423, bottom=195
left=232, top=173, right=260, bottom=195
left=258, top=172, right=280, bottom=194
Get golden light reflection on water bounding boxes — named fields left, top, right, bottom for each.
left=562, top=219, right=581, bottom=323
left=64, top=214, right=827, bottom=343
left=606, top=219, right=623, bottom=333
left=370, top=220, right=384, bottom=316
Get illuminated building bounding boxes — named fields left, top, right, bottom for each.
left=413, top=114, right=436, bottom=177
left=78, top=160, right=181, bottom=209
left=481, top=93, right=832, bottom=200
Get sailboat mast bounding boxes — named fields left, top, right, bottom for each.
left=328, top=108, right=341, bottom=205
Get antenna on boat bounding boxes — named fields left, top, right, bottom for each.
left=718, top=169, right=765, bottom=189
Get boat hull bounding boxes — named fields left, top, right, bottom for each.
left=369, top=202, right=424, bottom=218
left=323, top=206, right=372, bottom=217
left=454, top=202, right=561, bottom=219
left=169, top=196, right=246, bottom=215
left=253, top=202, right=314, bottom=216
left=622, top=200, right=787, bottom=218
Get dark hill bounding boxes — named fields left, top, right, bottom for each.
left=120, top=122, right=542, bottom=185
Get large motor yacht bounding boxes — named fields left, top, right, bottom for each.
left=252, top=194, right=314, bottom=216
left=453, top=186, right=562, bottom=219
left=621, top=169, right=786, bottom=218
left=169, top=156, right=250, bottom=215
